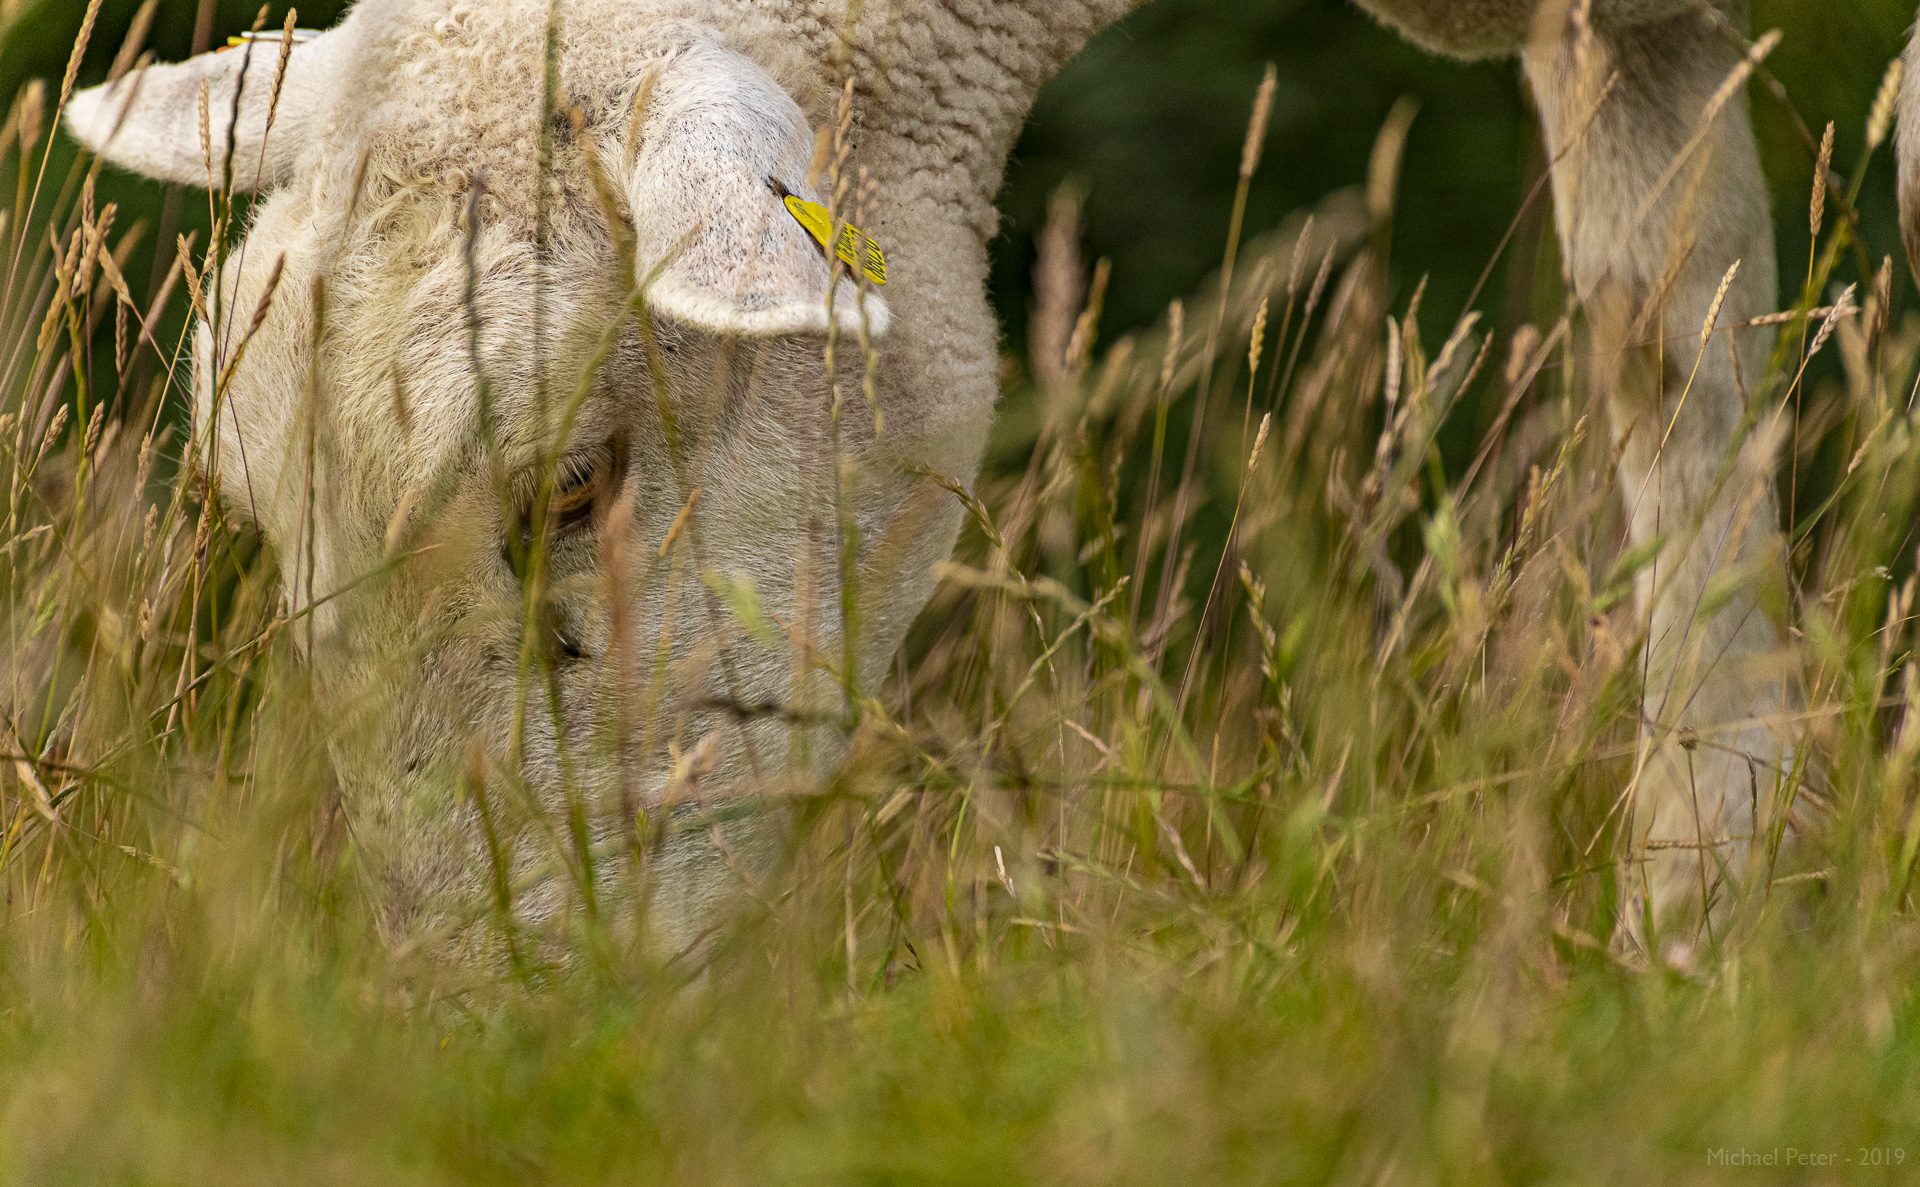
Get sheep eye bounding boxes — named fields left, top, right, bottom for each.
left=549, top=458, right=603, bottom=533
left=503, top=439, right=623, bottom=578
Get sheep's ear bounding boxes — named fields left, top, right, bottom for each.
left=65, top=26, right=347, bottom=192
left=628, top=43, right=889, bottom=338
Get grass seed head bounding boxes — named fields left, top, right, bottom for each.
left=37, top=404, right=67, bottom=466
left=1240, top=63, right=1277, bottom=181
left=106, top=0, right=157, bottom=83
left=1288, top=215, right=1313, bottom=299
left=1306, top=244, right=1334, bottom=316
left=197, top=76, right=211, bottom=185
left=1248, top=296, right=1268, bottom=376
left=1870, top=57, right=1903, bottom=151
left=83, top=401, right=104, bottom=457
left=1808, top=283, right=1857, bottom=359
left=1159, top=298, right=1184, bottom=396
left=17, top=79, right=45, bottom=157
left=1701, top=259, right=1740, bottom=349
left=1812, top=121, right=1833, bottom=238
left=269, top=8, right=298, bottom=123
left=57, top=0, right=104, bottom=112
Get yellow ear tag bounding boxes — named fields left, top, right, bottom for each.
left=221, top=29, right=323, bottom=51
left=783, top=195, right=888, bottom=287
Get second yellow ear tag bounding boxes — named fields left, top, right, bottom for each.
left=784, top=195, right=888, bottom=287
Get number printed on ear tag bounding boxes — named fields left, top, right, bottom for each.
left=783, top=195, right=888, bottom=287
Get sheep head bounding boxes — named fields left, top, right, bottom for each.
left=67, top=4, right=905, bottom=945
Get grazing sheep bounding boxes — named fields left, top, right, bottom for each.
left=67, top=0, right=1808, bottom=954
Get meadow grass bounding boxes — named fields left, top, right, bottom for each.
left=3, top=9, right=1920, bottom=1184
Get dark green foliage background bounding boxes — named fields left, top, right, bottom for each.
left=991, top=0, right=1913, bottom=355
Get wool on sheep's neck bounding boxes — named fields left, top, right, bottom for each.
left=676, top=0, right=1146, bottom=238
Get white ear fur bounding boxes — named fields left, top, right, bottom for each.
left=629, top=43, right=889, bottom=338
left=65, top=25, right=349, bottom=192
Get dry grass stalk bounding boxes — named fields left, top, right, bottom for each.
left=1030, top=186, right=1084, bottom=396
left=1811, top=120, right=1833, bottom=239
left=55, top=0, right=104, bottom=114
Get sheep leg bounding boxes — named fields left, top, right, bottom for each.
left=1350, top=0, right=1805, bottom=945
left=1520, top=2, right=1807, bottom=953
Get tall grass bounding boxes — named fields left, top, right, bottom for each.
left=2, top=8, right=1920, bottom=1183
